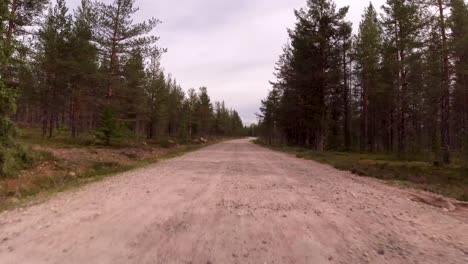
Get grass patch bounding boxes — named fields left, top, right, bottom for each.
left=0, top=141, right=218, bottom=212
left=0, top=143, right=54, bottom=178
left=18, top=128, right=96, bottom=148
left=255, top=140, right=468, bottom=201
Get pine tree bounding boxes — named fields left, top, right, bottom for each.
left=265, top=0, right=350, bottom=149
left=3, top=0, right=49, bottom=88
left=381, top=0, right=422, bottom=154
left=36, top=0, right=72, bottom=138
left=1, top=0, right=244, bottom=149
left=167, top=81, right=185, bottom=137
left=258, top=88, right=281, bottom=145
left=95, top=0, right=161, bottom=101
left=0, top=1, right=21, bottom=176
left=355, top=3, right=381, bottom=152
left=122, top=49, right=146, bottom=133
left=195, top=87, right=213, bottom=137
left=341, top=22, right=353, bottom=151
left=434, top=0, right=451, bottom=163
left=68, top=0, right=98, bottom=137
left=186, top=88, right=200, bottom=138
left=4, top=0, right=49, bottom=49
left=144, top=50, right=167, bottom=139
left=1, top=1, right=18, bottom=147
left=450, top=0, right=468, bottom=156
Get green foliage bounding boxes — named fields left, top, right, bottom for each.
left=259, top=141, right=468, bottom=201
left=450, top=0, right=468, bottom=156
left=95, top=0, right=161, bottom=57
left=0, top=84, right=17, bottom=144
left=96, top=0, right=162, bottom=100
left=95, top=108, right=123, bottom=145
left=0, top=139, right=215, bottom=211
left=196, top=87, right=213, bottom=137
left=68, top=0, right=99, bottom=137
left=36, top=0, right=73, bottom=138
left=259, top=0, right=350, bottom=149
left=1, top=0, right=244, bottom=180
left=354, top=3, right=382, bottom=151
left=0, top=0, right=18, bottom=177
left=213, top=102, right=244, bottom=137
left=145, top=51, right=169, bottom=139
left=259, top=0, right=467, bottom=167
left=0, top=144, right=29, bottom=177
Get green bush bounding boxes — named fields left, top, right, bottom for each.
left=95, top=109, right=124, bottom=146
left=0, top=144, right=33, bottom=178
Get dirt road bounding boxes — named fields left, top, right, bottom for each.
left=0, top=139, right=467, bottom=264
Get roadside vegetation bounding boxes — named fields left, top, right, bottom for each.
left=0, top=0, right=252, bottom=210
left=256, top=0, right=467, bottom=201
left=0, top=128, right=232, bottom=211
left=256, top=140, right=468, bottom=201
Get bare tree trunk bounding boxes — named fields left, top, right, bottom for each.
left=48, top=111, right=54, bottom=138
left=464, top=74, right=468, bottom=151
left=343, top=42, right=351, bottom=151
left=106, top=1, right=122, bottom=100
left=437, top=0, right=451, bottom=164
left=5, top=0, right=17, bottom=51
left=70, top=89, right=81, bottom=138
left=361, top=73, right=369, bottom=152
left=396, top=20, right=407, bottom=155
left=42, top=108, right=48, bottom=138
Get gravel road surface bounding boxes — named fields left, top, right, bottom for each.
left=0, top=138, right=467, bottom=264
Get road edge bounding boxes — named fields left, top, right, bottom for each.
left=0, top=140, right=224, bottom=213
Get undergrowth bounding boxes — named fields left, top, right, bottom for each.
left=255, top=140, right=468, bottom=201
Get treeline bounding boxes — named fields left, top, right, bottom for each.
left=1, top=0, right=244, bottom=143
left=258, top=0, right=468, bottom=164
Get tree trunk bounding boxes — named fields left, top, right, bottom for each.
left=437, top=0, right=451, bottom=164
left=106, top=1, right=122, bottom=100
left=6, top=0, right=17, bottom=51
left=42, top=108, right=48, bottom=138
left=396, top=20, right=407, bottom=155
left=361, top=73, right=369, bottom=152
left=343, top=42, right=351, bottom=151
left=464, top=74, right=468, bottom=151
left=70, top=89, right=81, bottom=138
left=48, top=111, right=54, bottom=138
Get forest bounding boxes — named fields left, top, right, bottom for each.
left=258, top=0, right=468, bottom=165
left=0, top=0, right=245, bottom=176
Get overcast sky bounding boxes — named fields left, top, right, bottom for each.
left=67, top=0, right=386, bottom=124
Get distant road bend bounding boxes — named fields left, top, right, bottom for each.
left=0, top=139, right=467, bottom=264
